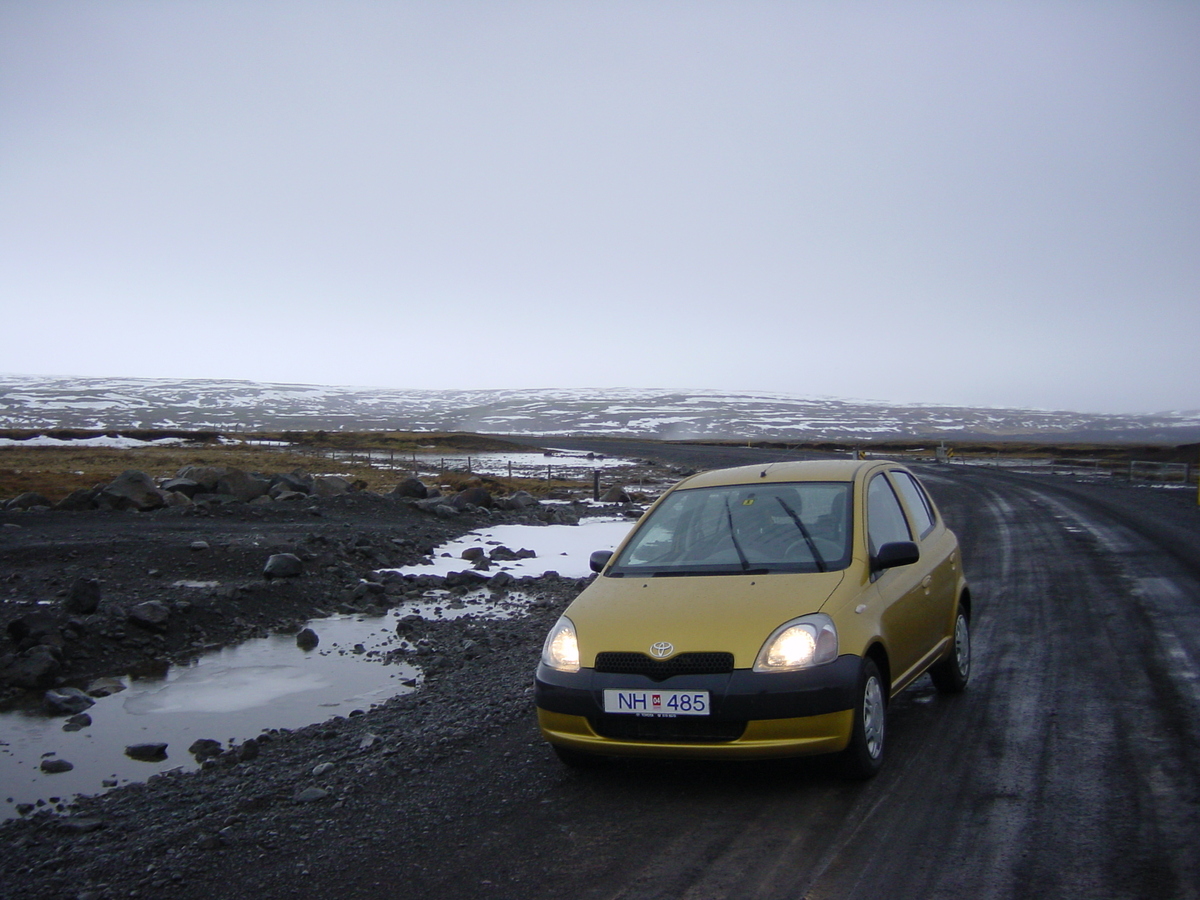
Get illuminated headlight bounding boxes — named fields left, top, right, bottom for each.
left=753, top=614, right=838, bottom=672
left=541, top=616, right=580, bottom=672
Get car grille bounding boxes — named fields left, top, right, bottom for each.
left=594, top=651, right=735, bottom=680
left=591, top=715, right=746, bottom=743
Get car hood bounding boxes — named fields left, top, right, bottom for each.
left=567, top=570, right=848, bottom=669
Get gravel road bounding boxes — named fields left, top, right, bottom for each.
left=2, top=442, right=1198, bottom=900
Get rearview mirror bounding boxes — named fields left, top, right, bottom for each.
left=589, top=550, right=613, bottom=574
left=871, top=541, right=920, bottom=572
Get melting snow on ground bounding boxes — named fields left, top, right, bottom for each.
left=384, top=517, right=636, bottom=580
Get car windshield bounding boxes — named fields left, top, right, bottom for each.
left=609, top=482, right=853, bottom=576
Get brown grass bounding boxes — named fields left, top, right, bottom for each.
left=0, top=441, right=585, bottom=504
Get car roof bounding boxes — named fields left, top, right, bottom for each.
left=674, top=459, right=882, bottom=490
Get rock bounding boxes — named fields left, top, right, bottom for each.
left=311, top=475, right=351, bottom=498
left=44, top=687, right=96, bottom=716
left=497, top=490, right=539, bottom=510
left=296, top=628, right=319, bottom=650
left=41, top=758, right=74, bottom=773
left=600, top=486, right=632, bottom=503
left=294, top=787, right=330, bottom=803
left=188, top=739, right=223, bottom=760
left=269, top=472, right=313, bottom=496
left=7, top=491, right=53, bottom=510
left=56, top=487, right=100, bottom=511
left=389, top=477, right=429, bottom=499
left=6, top=611, right=59, bottom=646
left=445, top=571, right=490, bottom=588
left=96, top=470, right=167, bottom=511
left=451, top=487, right=493, bottom=510
left=57, top=817, right=104, bottom=834
left=64, top=713, right=92, bottom=730
left=190, top=540, right=210, bottom=551
left=215, top=468, right=270, bottom=503
left=125, top=743, right=168, bottom=761
left=312, top=762, right=335, bottom=776
left=490, top=546, right=537, bottom=562
left=461, top=547, right=486, bottom=562
left=175, top=465, right=227, bottom=492
left=238, top=740, right=260, bottom=761
left=1, top=645, right=61, bottom=689
left=163, top=490, right=193, bottom=507
left=160, top=478, right=202, bottom=498
left=272, top=490, right=307, bottom=502
left=264, top=553, right=304, bottom=579
left=489, top=571, right=515, bottom=589
left=86, top=676, right=126, bottom=697
left=65, top=576, right=102, bottom=615
left=128, top=600, right=171, bottom=631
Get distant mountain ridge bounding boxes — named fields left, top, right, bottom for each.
left=2, top=375, right=1198, bottom=443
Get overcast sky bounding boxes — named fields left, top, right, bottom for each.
left=2, top=2, right=1197, bottom=415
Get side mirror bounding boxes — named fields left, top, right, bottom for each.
left=589, top=550, right=613, bottom=574
left=871, top=541, right=920, bottom=573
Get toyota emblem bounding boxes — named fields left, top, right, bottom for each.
left=650, top=641, right=674, bottom=659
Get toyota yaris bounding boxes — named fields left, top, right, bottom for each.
left=535, top=460, right=971, bottom=778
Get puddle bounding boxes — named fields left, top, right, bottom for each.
left=385, top=517, right=635, bottom=580
left=0, top=518, right=635, bottom=820
left=0, top=613, right=425, bottom=821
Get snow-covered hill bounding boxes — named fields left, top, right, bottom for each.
left=2, top=375, right=1198, bottom=443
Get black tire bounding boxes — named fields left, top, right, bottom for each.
left=929, top=608, right=971, bottom=694
left=838, top=657, right=887, bottom=780
left=552, top=744, right=605, bottom=769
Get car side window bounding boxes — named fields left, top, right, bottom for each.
left=867, top=474, right=911, bottom=555
left=889, top=471, right=935, bottom=538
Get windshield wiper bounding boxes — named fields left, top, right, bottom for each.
left=724, top=497, right=752, bottom=572
left=775, top=497, right=828, bottom=572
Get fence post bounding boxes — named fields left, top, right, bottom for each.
left=593, top=470, right=600, bottom=501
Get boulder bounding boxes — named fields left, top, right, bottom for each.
left=176, top=465, right=226, bottom=492
left=97, top=470, right=166, bottom=511
left=160, top=478, right=201, bottom=498
left=311, top=475, right=351, bottom=498
left=44, top=687, right=95, bottom=716
left=215, top=468, right=270, bottom=503
left=451, top=487, right=493, bottom=510
left=65, top=576, right=102, bottom=615
left=389, top=477, right=429, bottom=500
left=1, top=645, right=62, bottom=689
left=296, top=628, right=319, bottom=650
left=189, top=738, right=223, bottom=760
left=125, top=743, right=168, bottom=762
left=127, top=600, right=171, bottom=631
left=600, top=486, right=632, bottom=503
left=7, top=611, right=59, bottom=646
left=41, top=758, right=74, bottom=774
left=497, top=490, right=539, bottom=510
left=264, top=553, right=304, bottom=579
left=56, top=487, right=101, bottom=511
left=7, top=491, right=53, bottom=510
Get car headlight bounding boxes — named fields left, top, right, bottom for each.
left=541, top=616, right=580, bottom=672
left=753, top=614, right=838, bottom=672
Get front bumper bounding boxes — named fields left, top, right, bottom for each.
left=534, top=656, right=861, bottom=760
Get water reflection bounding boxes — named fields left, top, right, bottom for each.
left=0, top=611, right=432, bottom=820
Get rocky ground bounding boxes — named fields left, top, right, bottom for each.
left=0, top=463, right=651, bottom=900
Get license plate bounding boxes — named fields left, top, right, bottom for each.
left=603, top=689, right=710, bottom=716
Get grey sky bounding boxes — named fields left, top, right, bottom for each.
left=2, top=1, right=1197, bottom=415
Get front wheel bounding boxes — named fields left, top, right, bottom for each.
left=838, top=658, right=887, bottom=780
left=930, top=609, right=970, bottom=693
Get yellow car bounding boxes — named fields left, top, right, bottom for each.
left=535, top=459, right=970, bottom=778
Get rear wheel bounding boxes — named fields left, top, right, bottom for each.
left=930, top=609, right=970, bottom=693
left=838, top=657, right=887, bottom=780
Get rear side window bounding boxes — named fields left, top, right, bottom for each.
left=867, top=474, right=911, bottom=555
left=890, top=471, right=936, bottom=538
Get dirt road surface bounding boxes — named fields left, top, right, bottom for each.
left=3, top=443, right=1199, bottom=899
